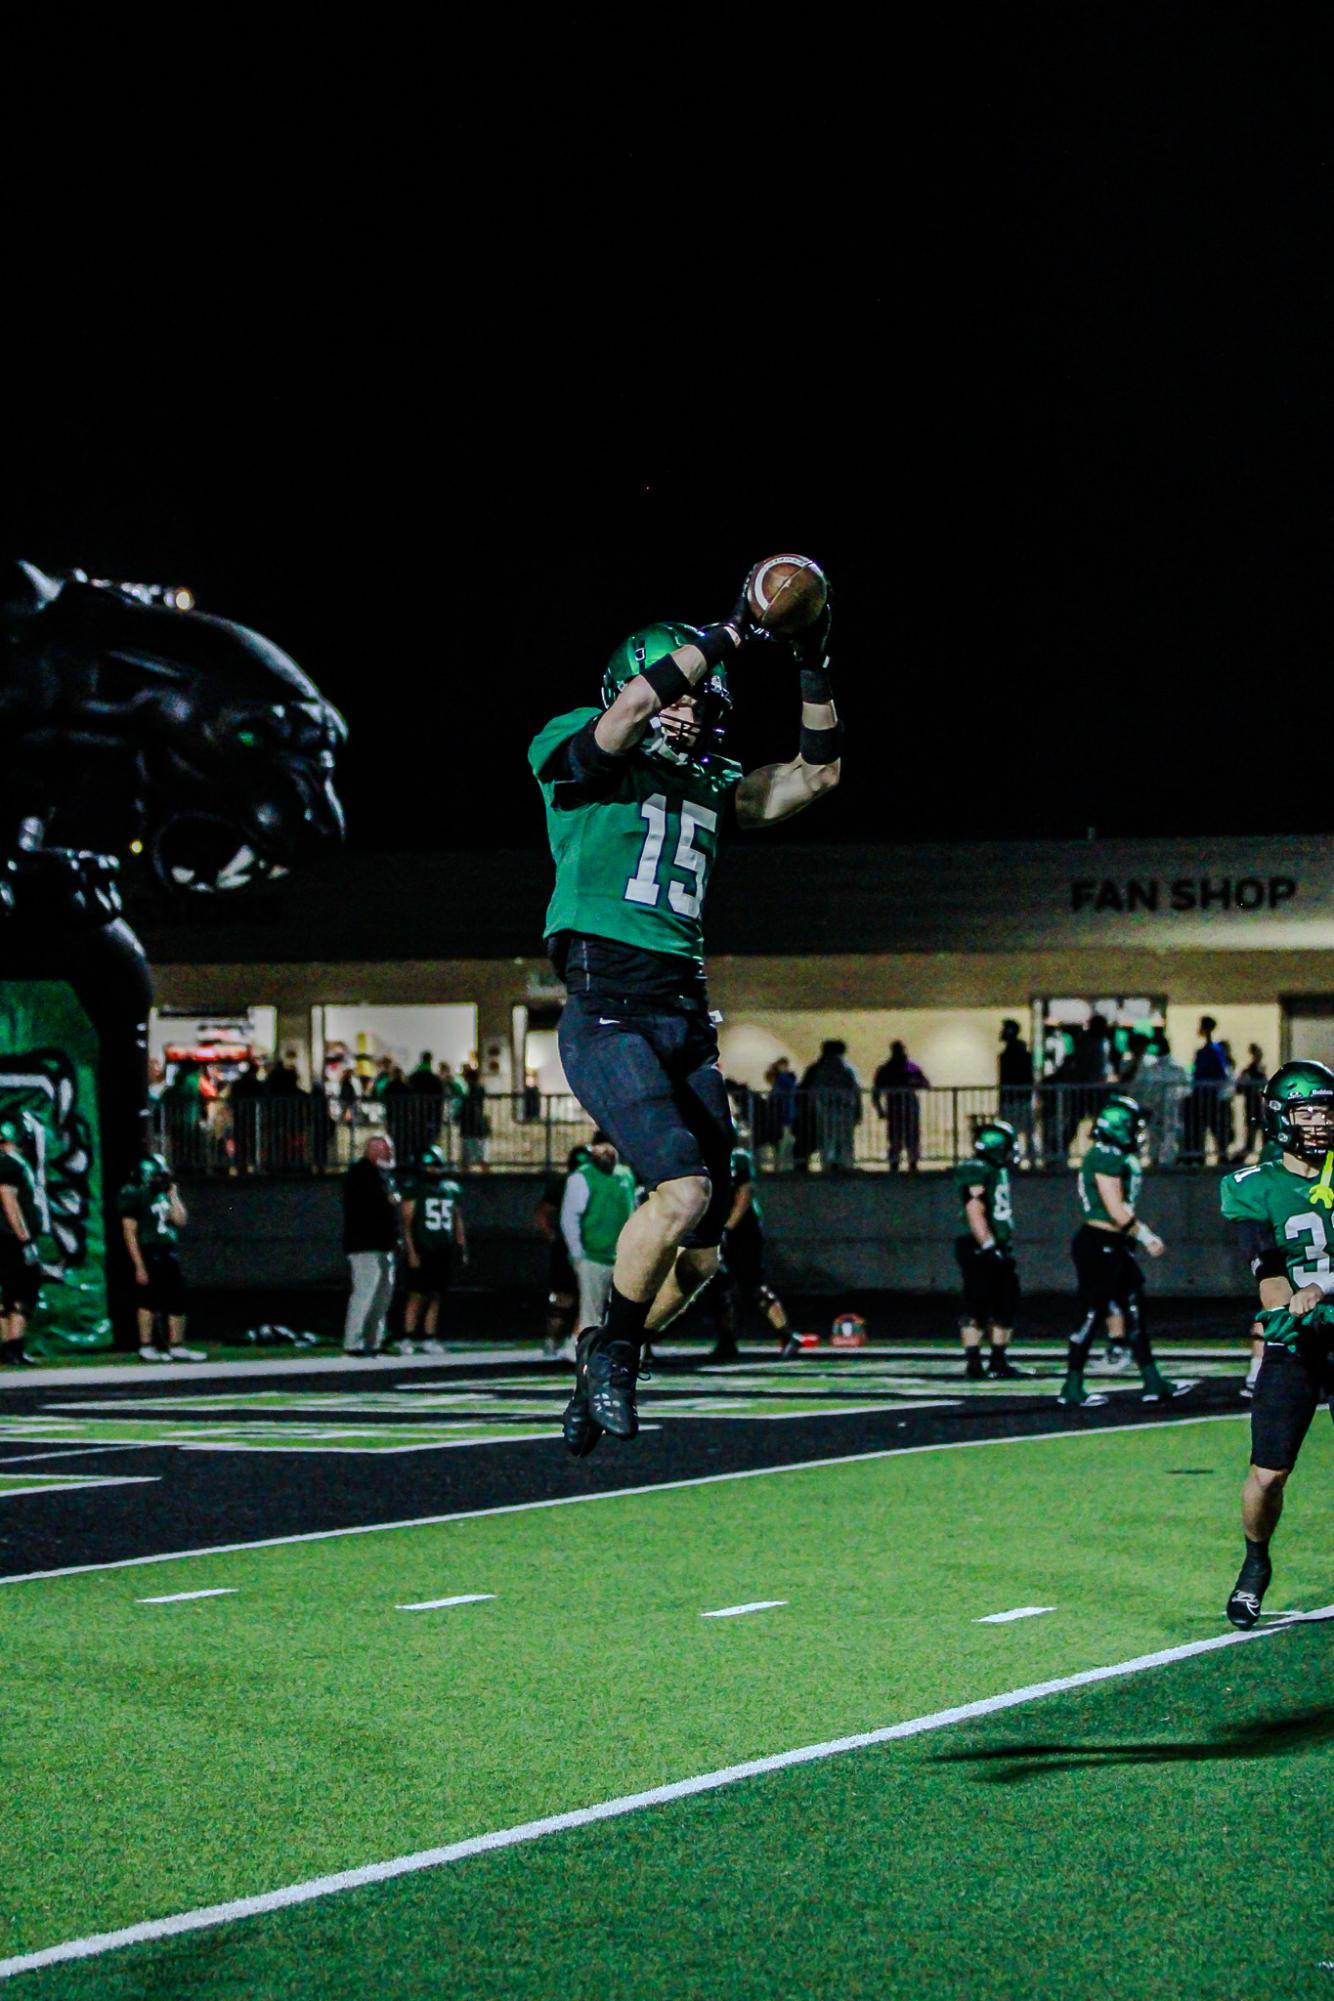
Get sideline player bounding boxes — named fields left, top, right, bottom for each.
left=119, top=1154, right=205, bottom=1361
left=1059, top=1096, right=1188, bottom=1408
left=711, top=1132, right=799, bottom=1363
left=954, top=1118, right=1028, bottom=1381
left=1238, top=1137, right=1284, bottom=1400
left=0, top=1118, right=43, bottom=1365
left=529, top=573, right=842, bottom=1453
left=399, top=1145, right=467, bottom=1353
left=536, top=1144, right=588, bottom=1360
left=1219, top=1060, right=1334, bottom=1626
left=560, top=1131, right=639, bottom=1337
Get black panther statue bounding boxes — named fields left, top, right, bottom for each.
left=0, top=559, right=346, bottom=1349
left=0, top=559, right=346, bottom=896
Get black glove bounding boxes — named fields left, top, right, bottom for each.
left=789, top=592, right=833, bottom=702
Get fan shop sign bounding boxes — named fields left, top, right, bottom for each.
left=1070, top=876, right=1298, bottom=916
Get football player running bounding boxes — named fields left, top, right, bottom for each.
left=712, top=1133, right=800, bottom=1363
left=1060, top=1096, right=1189, bottom=1408
left=529, top=573, right=841, bottom=1454
left=954, top=1118, right=1029, bottom=1381
left=1220, top=1061, right=1334, bottom=1627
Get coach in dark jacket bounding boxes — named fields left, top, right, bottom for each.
left=342, top=1134, right=400, bottom=1355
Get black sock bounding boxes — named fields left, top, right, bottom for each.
left=605, top=1287, right=651, bottom=1350
left=1245, top=1535, right=1271, bottom=1563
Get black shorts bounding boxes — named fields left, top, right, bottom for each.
left=139, top=1251, right=187, bottom=1316
left=1071, top=1225, right=1142, bottom=1322
left=955, top=1238, right=1020, bottom=1325
left=1250, top=1336, right=1334, bottom=1471
left=0, top=1240, right=41, bottom=1316
left=723, top=1213, right=765, bottom=1295
left=407, top=1249, right=453, bottom=1297
left=557, top=993, right=734, bottom=1246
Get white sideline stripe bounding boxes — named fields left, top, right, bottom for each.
left=0, top=1476, right=160, bottom=1500
left=975, top=1606, right=1055, bottom=1624
left=701, top=1600, right=787, bottom=1619
left=395, top=1594, right=494, bottom=1611
left=136, top=1588, right=238, bottom=1605
left=0, top=1411, right=1250, bottom=1588
left=2, top=1605, right=1324, bottom=1983
left=0, top=1443, right=172, bottom=1464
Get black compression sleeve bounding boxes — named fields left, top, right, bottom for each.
left=563, top=717, right=623, bottom=781
left=800, top=720, right=845, bottom=764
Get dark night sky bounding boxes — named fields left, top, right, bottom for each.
left=6, top=17, right=1331, bottom=857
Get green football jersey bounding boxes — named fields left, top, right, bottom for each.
left=1078, top=1143, right=1141, bottom=1225
left=407, top=1178, right=462, bottom=1252
left=117, top=1182, right=178, bottom=1249
left=731, top=1145, right=762, bottom=1227
left=0, top=1152, right=40, bottom=1242
left=954, top=1157, right=1013, bottom=1246
left=1220, top=1159, right=1334, bottom=1298
left=529, top=708, right=743, bottom=964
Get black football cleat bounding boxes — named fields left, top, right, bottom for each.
left=562, top=1329, right=603, bottom=1458
left=1226, top=1549, right=1273, bottom=1630
left=987, top=1355, right=1031, bottom=1380
left=778, top=1332, right=804, bottom=1360
left=586, top=1338, right=640, bottom=1439
left=964, top=1356, right=986, bottom=1381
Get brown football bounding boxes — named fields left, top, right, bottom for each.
left=746, top=554, right=829, bottom=635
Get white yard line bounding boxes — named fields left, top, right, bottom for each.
left=0, top=1476, right=160, bottom=1500
left=2, top=1603, right=1323, bottom=1985
left=975, top=1606, right=1055, bottom=1624
left=136, top=1588, right=238, bottom=1605
left=0, top=1411, right=1250, bottom=1589
left=395, top=1594, right=495, bottom=1611
left=701, top=1600, right=788, bottom=1619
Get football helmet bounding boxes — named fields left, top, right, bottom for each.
left=417, top=1145, right=449, bottom=1180
left=138, top=1152, right=173, bottom=1190
left=973, top=1119, right=1017, bottom=1166
left=1262, top=1060, right=1334, bottom=1162
left=1091, top=1095, right=1146, bottom=1154
left=601, top=624, right=732, bottom=763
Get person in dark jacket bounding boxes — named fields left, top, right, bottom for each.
left=342, top=1134, right=401, bottom=1355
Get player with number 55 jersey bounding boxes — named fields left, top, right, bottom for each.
left=528, top=575, right=843, bottom=1456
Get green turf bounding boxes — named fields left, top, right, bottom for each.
left=29, top=1613, right=1334, bottom=2001
left=4, top=1414, right=1330, bottom=1993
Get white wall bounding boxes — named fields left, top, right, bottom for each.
left=716, top=1009, right=1021, bottom=1089
left=321, top=1004, right=478, bottom=1077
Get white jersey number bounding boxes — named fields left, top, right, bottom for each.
left=624, top=795, right=718, bottom=919
left=1285, top=1211, right=1331, bottom=1291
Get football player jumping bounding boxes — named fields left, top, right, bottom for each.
left=1060, top=1095, right=1190, bottom=1409
left=1220, top=1061, right=1334, bottom=1627
left=529, top=575, right=841, bottom=1455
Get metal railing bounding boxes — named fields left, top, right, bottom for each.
left=150, top=1081, right=1259, bottom=1177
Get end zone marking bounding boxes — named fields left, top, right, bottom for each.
left=0, top=1410, right=1250, bottom=1588
left=4, top=1603, right=1326, bottom=1984
left=701, top=1600, right=788, bottom=1619
left=395, top=1594, right=495, bottom=1612
left=136, top=1588, right=238, bottom=1605
left=975, top=1606, right=1055, bottom=1624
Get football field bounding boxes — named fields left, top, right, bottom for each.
left=1, top=1343, right=1331, bottom=1997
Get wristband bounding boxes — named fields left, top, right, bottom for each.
left=695, top=623, right=740, bottom=667
left=800, top=663, right=834, bottom=704
left=979, top=1236, right=996, bottom=1252
left=641, top=656, right=693, bottom=708
left=1132, top=1220, right=1156, bottom=1247
left=800, top=721, right=844, bottom=765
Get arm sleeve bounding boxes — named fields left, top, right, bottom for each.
left=560, top=1175, right=589, bottom=1264
left=532, top=714, right=627, bottom=808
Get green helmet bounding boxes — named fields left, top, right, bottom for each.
left=417, top=1145, right=448, bottom=1178
left=601, top=624, right=733, bottom=764
left=1092, top=1095, right=1146, bottom=1153
left=139, top=1152, right=172, bottom=1187
left=973, top=1118, right=1017, bottom=1166
left=1262, top=1060, right=1334, bottom=1162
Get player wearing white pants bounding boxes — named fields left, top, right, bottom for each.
left=344, top=1249, right=396, bottom=1354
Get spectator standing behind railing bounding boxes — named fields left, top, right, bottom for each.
left=1183, top=1016, right=1233, bottom=1165
left=801, top=1039, right=862, bottom=1173
left=762, top=1056, right=798, bottom=1169
left=1233, top=1044, right=1268, bottom=1163
left=459, top=1064, right=491, bottom=1170
left=998, top=1019, right=1035, bottom=1165
left=342, top=1134, right=400, bottom=1356
left=873, top=1040, right=929, bottom=1172
left=1134, top=1031, right=1191, bottom=1165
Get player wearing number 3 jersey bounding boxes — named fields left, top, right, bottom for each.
left=529, top=572, right=843, bottom=1454
left=1219, top=1060, right=1334, bottom=1628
